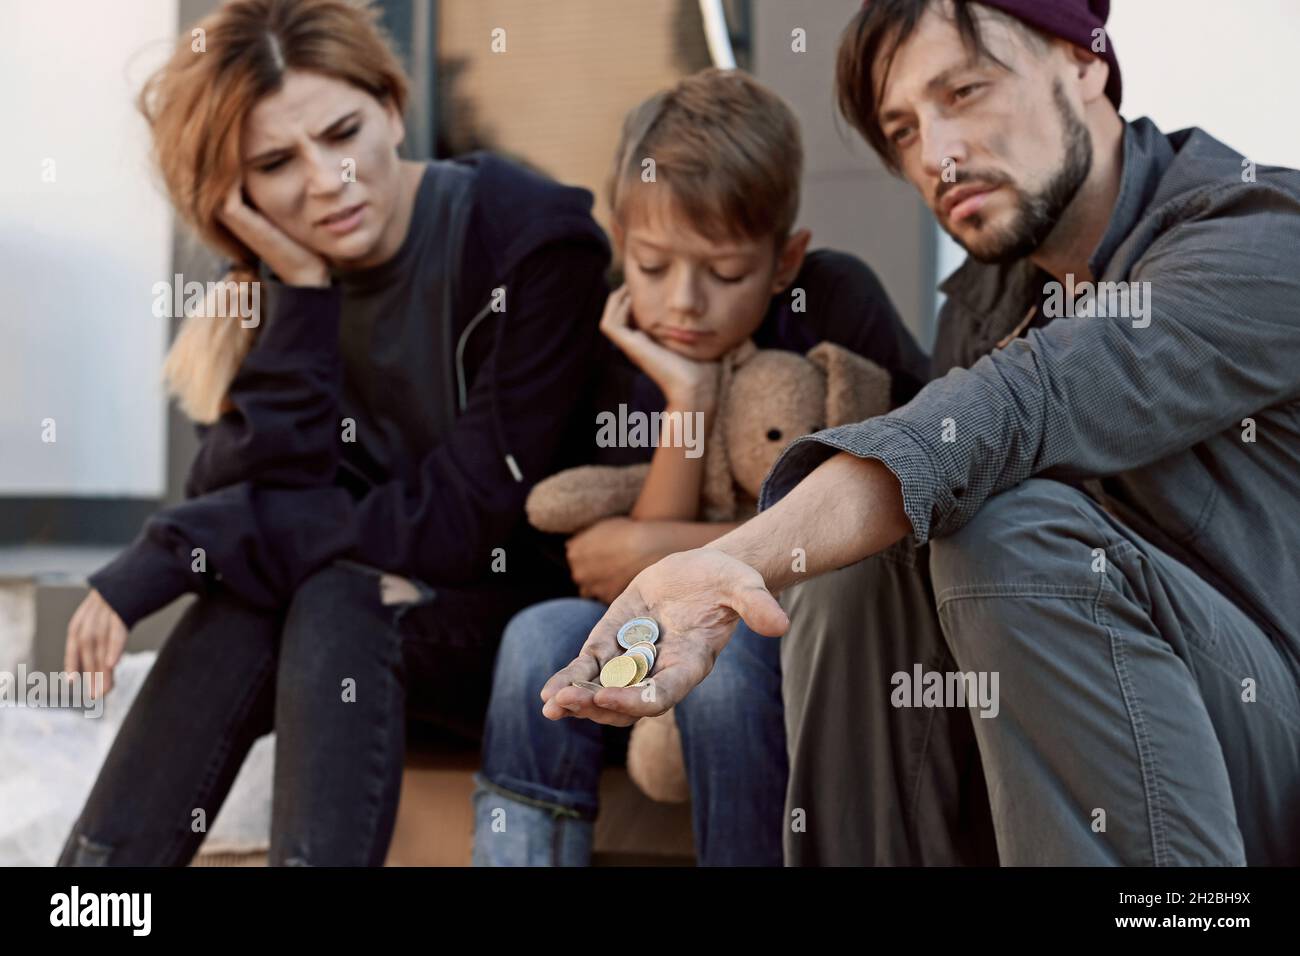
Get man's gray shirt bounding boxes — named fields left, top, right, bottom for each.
left=760, top=117, right=1300, bottom=662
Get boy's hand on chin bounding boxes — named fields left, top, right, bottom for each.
left=600, top=285, right=720, bottom=412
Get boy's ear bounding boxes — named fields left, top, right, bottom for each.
left=772, top=228, right=812, bottom=294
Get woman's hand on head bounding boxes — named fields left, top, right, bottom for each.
left=600, top=285, right=720, bottom=412
left=64, top=589, right=128, bottom=700
left=218, top=181, right=331, bottom=288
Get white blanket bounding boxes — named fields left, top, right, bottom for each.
left=0, top=651, right=273, bottom=865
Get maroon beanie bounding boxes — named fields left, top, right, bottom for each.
left=864, top=0, right=1123, bottom=109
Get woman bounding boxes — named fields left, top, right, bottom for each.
left=57, top=0, right=608, bottom=866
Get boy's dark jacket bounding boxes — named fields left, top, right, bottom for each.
left=91, top=153, right=611, bottom=627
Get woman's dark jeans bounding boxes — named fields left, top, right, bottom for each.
left=56, top=560, right=525, bottom=866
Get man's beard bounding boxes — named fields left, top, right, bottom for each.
left=940, top=80, right=1094, bottom=264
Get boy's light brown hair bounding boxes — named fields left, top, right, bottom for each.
left=607, top=68, right=803, bottom=249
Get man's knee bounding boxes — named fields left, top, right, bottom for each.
left=928, top=479, right=1115, bottom=670
left=929, top=478, right=1108, bottom=596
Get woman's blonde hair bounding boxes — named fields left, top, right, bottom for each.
left=141, top=0, right=408, bottom=422
left=607, top=68, right=803, bottom=251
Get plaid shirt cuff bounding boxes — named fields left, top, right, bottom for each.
left=757, top=418, right=945, bottom=546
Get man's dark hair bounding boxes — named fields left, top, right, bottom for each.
left=836, top=0, right=1050, bottom=174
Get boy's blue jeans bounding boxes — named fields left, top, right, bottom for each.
left=472, top=598, right=786, bottom=866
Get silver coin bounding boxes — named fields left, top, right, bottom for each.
left=625, top=642, right=656, bottom=669
left=617, top=617, right=660, bottom=649
left=570, top=680, right=603, bottom=693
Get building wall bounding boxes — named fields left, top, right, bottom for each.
left=438, top=0, right=711, bottom=229
left=752, top=0, right=937, bottom=348
left=1109, top=0, right=1300, bottom=168
left=0, top=0, right=177, bottom=497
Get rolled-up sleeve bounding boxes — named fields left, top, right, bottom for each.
left=758, top=184, right=1300, bottom=545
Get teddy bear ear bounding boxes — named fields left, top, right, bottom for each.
left=807, top=341, right=893, bottom=428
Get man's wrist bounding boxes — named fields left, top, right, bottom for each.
left=700, top=453, right=911, bottom=596
left=702, top=526, right=790, bottom=595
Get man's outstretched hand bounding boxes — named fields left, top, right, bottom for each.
left=540, top=548, right=789, bottom=726
left=541, top=453, right=910, bottom=725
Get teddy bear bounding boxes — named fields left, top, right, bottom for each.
left=525, top=339, right=894, bottom=803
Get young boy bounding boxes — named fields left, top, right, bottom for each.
left=471, top=68, right=929, bottom=866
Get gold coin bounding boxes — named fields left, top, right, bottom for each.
left=600, top=656, right=639, bottom=688
left=628, top=651, right=648, bottom=684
